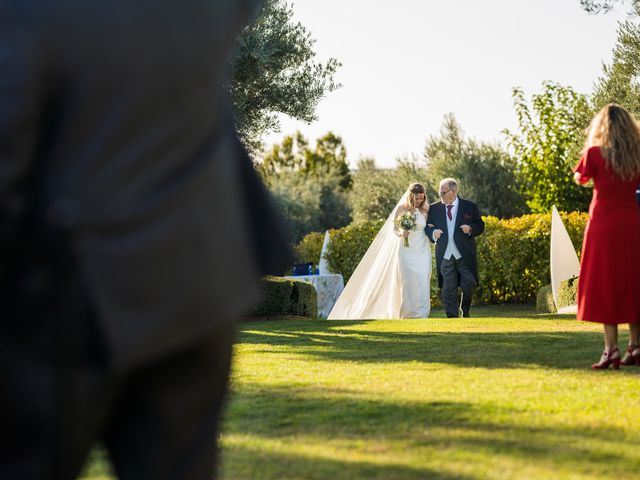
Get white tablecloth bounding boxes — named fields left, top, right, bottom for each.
left=286, top=273, right=345, bottom=318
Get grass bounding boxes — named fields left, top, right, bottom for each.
left=81, top=305, right=640, bottom=479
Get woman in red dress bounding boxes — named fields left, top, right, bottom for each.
left=574, top=104, right=640, bottom=369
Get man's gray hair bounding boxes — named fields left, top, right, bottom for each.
left=440, top=178, right=458, bottom=192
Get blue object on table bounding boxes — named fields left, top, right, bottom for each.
left=292, top=262, right=313, bottom=276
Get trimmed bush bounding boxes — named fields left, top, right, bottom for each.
left=535, top=277, right=578, bottom=314
left=288, top=279, right=318, bottom=318
left=323, top=219, right=385, bottom=283
left=557, top=276, right=579, bottom=309
left=475, top=212, right=586, bottom=304
left=294, top=231, right=324, bottom=266
left=536, top=284, right=557, bottom=313
left=251, top=276, right=318, bottom=318
left=314, top=211, right=587, bottom=305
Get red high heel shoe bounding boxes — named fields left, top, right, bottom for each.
left=592, top=348, right=621, bottom=370
left=621, top=345, right=640, bottom=366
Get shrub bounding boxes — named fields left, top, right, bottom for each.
left=475, top=212, right=587, bottom=304
left=535, top=277, right=578, bottom=314
left=251, top=276, right=317, bottom=318
left=557, top=276, right=579, bottom=309
left=268, top=172, right=351, bottom=242
left=323, top=220, right=385, bottom=283
left=294, top=231, right=324, bottom=265
left=319, top=211, right=587, bottom=305
left=288, top=279, right=318, bottom=318
left=536, top=284, right=556, bottom=314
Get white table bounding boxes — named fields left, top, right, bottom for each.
left=286, top=273, right=345, bottom=318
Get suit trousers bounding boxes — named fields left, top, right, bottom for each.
left=0, top=295, right=235, bottom=480
left=440, top=256, right=477, bottom=317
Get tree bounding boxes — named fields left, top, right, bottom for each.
left=305, top=132, right=352, bottom=190
left=228, top=0, right=340, bottom=153
left=349, top=157, right=434, bottom=225
left=258, top=131, right=308, bottom=181
left=580, top=0, right=623, bottom=13
left=258, top=132, right=352, bottom=242
left=579, top=0, right=639, bottom=14
left=591, top=7, right=640, bottom=116
left=269, top=172, right=351, bottom=242
left=503, top=82, right=593, bottom=213
left=424, top=114, right=527, bottom=218
left=260, top=131, right=351, bottom=190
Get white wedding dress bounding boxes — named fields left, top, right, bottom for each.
left=328, top=190, right=432, bottom=319
left=396, top=208, right=431, bottom=318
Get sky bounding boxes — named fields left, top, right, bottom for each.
left=262, top=0, right=631, bottom=168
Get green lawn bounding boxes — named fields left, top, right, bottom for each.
left=82, top=306, right=640, bottom=479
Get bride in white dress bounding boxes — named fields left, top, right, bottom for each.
left=328, top=183, right=432, bottom=319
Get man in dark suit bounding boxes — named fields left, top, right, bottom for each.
left=0, top=1, right=289, bottom=479
left=425, top=178, right=484, bottom=318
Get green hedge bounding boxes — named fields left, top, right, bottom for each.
left=323, top=220, right=385, bottom=283
left=536, top=276, right=579, bottom=314
left=297, top=212, right=588, bottom=305
left=251, top=276, right=318, bottom=318
left=294, top=231, right=324, bottom=266
left=557, top=276, right=579, bottom=309
left=475, top=212, right=586, bottom=303
left=536, top=284, right=556, bottom=313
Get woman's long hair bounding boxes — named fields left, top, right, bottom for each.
left=584, top=103, right=640, bottom=180
left=404, top=183, right=429, bottom=215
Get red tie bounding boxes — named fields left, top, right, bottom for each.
left=446, top=204, right=453, bottom=221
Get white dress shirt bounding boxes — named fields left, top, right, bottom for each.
left=443, top=197, right=462, bottom=260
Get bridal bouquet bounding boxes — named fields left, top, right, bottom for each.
left=395, top=212, right=417, bottom=247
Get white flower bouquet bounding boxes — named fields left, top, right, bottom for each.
left=394, top=212, right=417, bottom=247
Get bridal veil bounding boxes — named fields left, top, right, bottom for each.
left=328, top=189, right=411, bottom=319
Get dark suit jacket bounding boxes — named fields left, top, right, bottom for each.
left=0, top=0, right=290, bottom=368
left=425, top=198, right=484, bottom=288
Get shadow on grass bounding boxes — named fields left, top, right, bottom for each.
left=221, top=443, right=478, bottom=480
left=428, top=304, right=576, bottom=320
left=222, top=385, right=637, bottom=479
left=236, top=325, right=627, bottom=370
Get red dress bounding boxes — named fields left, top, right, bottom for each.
left=574, top=146, right=640, bottom=324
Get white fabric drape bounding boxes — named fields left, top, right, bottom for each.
left=550, top=205, right=580, bottom=312
left=318, top=231, right=332, bottom=275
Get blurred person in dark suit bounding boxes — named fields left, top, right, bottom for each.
left=0, top=1, right=289, bottom=479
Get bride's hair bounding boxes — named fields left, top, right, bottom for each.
left=584, top=103, right=640, bottom=180
left=405, top=183, right=429, bottom=214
